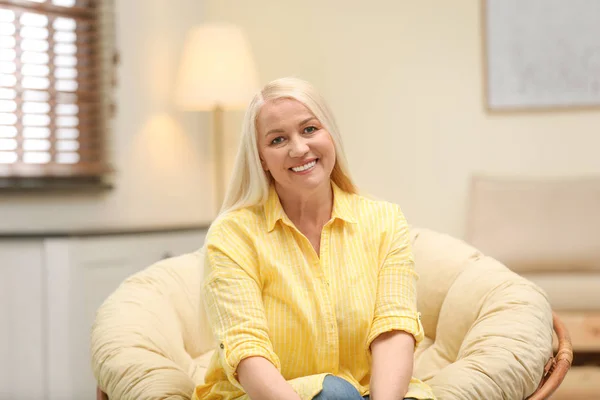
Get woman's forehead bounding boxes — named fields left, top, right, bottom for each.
left=258, top=98, right=315, bottom=126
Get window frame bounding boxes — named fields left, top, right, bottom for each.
left=0, top=0, right=116, bottom=192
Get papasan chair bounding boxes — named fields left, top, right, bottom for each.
left=91, top=227, right=572, bottom=400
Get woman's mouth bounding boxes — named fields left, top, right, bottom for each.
left=290, top=159, right=318, bottom=173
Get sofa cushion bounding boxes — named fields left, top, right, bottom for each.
left=521, top=272, right=600, bottom=311
left=465, top=176, right=600, bottom=273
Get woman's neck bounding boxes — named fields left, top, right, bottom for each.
left=276, top=182, right=333, bottom=229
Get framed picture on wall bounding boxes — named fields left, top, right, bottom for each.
left=483, top=0, right=600, bottom=111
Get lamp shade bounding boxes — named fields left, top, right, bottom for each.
left=174, top=23, right=260, bottom=110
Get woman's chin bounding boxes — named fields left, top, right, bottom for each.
left=295, top=174, right=331, bottom=191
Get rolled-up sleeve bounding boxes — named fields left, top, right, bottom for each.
left=202, top=223, right=281, bottom=390
left=366, top=205, right=424, bottom=352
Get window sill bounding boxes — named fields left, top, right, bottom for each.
left=0, top=177, right=114, bottom=194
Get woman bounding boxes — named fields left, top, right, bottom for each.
left=193, top=77, right=435, bottom=400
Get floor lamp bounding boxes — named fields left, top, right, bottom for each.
left=175, top=23, right=259, bottom=214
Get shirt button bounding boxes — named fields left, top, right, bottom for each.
left=220, top=343, right=224, bottom=349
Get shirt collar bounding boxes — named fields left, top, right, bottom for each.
left=331, top=181, right=357, bottom=225
left=265, top=181, right=357, bottom=232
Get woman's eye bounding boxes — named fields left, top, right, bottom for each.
left=304, top=126, right=317, bottom=134
left=270, top=136, right=285, bottom=145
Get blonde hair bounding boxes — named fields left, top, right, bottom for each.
left=217, top=77, right=358, bottom=219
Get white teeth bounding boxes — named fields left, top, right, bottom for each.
left=291, top=160, right=317, bottom=172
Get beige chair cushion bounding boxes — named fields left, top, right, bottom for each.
left=411, top=228, right=553, bottom=400
left=91, top=228, right=553, bottom=400
left=91, top=251, right=214, bottom=399
left=465, top=176, right=600, bottom=273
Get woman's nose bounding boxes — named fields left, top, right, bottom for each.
left=288, top=137, right=309, bottom=157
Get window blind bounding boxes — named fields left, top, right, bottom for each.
left=0, top=0, right=114, bottom=181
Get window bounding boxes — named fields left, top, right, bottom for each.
left=0, top=0, right=115, bottom=190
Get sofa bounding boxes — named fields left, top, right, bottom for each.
left=465, top=175, right=600, bottom=398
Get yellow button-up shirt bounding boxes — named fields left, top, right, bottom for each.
left=194, top=182, right=435, bottom=400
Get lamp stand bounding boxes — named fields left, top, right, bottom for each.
left=212, top=105, right=225, bottom=214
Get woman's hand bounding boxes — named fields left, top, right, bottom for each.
left=238, top=356, right=301, bottom=400
left=369, top=330, right=415, bottom=400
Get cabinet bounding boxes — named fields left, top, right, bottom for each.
left=0, top=228, right=207, bottom=400
left=0, top=240, right=45, bottom=400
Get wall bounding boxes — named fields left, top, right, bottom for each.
left=0, top=0, right=214, bottom=234
left=206, top=0, right=600, bottom=238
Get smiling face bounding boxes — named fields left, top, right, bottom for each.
left=256, top=98, right=336, bottom=198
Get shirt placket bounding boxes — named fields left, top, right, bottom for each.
left=317, top=222, right=339, bottom=373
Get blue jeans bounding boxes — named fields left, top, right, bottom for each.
left=313, top=375, right=418, bottom=400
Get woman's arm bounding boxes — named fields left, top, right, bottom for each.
left=366, top=205, right=424, bottom=400
left=369, top=330, right=415, bottom=400
left=238, top=356, right=301, bottom=400
left=203, top=220, right=299, bottom=399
